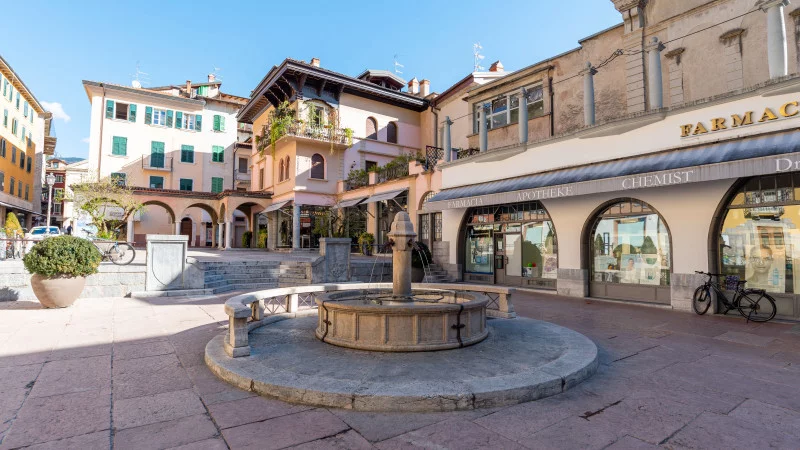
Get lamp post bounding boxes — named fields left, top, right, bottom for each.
left=45, top=173, right=55, bottom=228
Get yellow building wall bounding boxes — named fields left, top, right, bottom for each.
left=0, top=131, right=35, bottom=202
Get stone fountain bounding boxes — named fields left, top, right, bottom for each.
left=315, top=212, right=489, bottom=351
left=206, top=211, right=599, bottom=412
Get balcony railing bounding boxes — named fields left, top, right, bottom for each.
left=141, top=155, right=173, bottom=172
left=455, top=147, right=481, bottom=160
left=260, top=121, right=351, bottom=150
left=375, top=163, right=409, bottom=184
left=235, top=168, right=251, bottom=181
left=344, top=172, right=369, bottom=191
left=424, top=146, right=443, bottom=170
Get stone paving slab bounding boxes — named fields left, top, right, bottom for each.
left=0, top=291, right=799, bottom=449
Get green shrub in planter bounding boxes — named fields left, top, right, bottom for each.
left=23, top=235, right=102, bottom=278
left=242, top=231, right=253, bottom=248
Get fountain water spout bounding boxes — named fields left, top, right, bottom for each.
left=387, top=212, right=417, bottom=299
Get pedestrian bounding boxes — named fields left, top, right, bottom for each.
left=66, top=223, right=73, bottom=236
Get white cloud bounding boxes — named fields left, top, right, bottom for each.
left=81, top=137, right=90, bottom=143
left=41, top=101, right=71, bottom=123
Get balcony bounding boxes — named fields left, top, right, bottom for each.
left=258, top=121, right=352, bottom=152
left=141, top=155, right=173, bottom=172
left=235, top=168, right=251, bottom=182
left=375, top=163, right=409, bottom=184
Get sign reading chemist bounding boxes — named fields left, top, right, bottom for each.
left=680, top=102, right=800, bottom=137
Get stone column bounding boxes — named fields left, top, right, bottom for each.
left=613, top=0, right=646, bottom=113
left=582, top=62, right=597, bottom=126
left=225, top=221, right=232, bottom=249
left=443, top=116, right=452, bottom=162
left=387, top=211, right=416, bottom=298
left=479, top=103, right=489, bottom=153
left=646, top=37, right=665, bottom=109
left=664, top=47, right=686, bottom=106
left=211, top=223, right=217, bottom=248
left=760, top=0, right=790, bottom=78
left=518, top=88, right=528, bottom=144
left=174, top=220, right=181, bottom=235
left=126, top=215, right=135, bottom=244
left=217, top=222, right=224, bottom=249
left=292, top=203, right=301, bottom=250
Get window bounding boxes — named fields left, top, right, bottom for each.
left=112, top=136, right=127, bottom=156
left=24, top=184, right=28, bottom=201
left=310, top=153, right=325, bottom=179
left=258, top=167, right=264, bottom=190
left=11, top=146, right=16, bottom=163
left=179, top=178, right=193, bottom=191
left=306, top=103, right=325, bottom=128
left=366, top=117, right=377, bottom=140
left=238, top=157, right=248, bottom=173
left=11, top=118, right=17, bottom=136
left=17, top=181, right=21, bottom=197
left=0, top=139, right=5, bottom=157
left=590, top=199, right=670, bottom=287
left=52, top=203, right=61, bottom=214
left=149, top=176, right=164, bottom=189
left=0, top=172, right=4, bottom=191
left=473, top=85, right=545, bottom=133
left=106, top=101, right=134, bottom=121
left=285, top=156, right=291, bottom=180
left=152, top=108, right=167, bottom=126
left=197, top=86, right=209, bottom=96
left=19, top=150, right=24, bottom=168
left=55, top=174, right=65, bottom=183
left=211, top=145, right=224, bottom=163
left=177, top=112, right=196, bottom=130
left=3, top=109, right=7, bottom=127
left=212, top=114, right=225, bottom=132
left=166, top=110, right=174, bottom=127
left=15, top=92, right=20, bottom=110
left=180, top=145, right=194, bottom=163
left=110, top=172, right=126, bottom=186
left=9, top=178, right=15, bottom=196
left=1, top=79, right=6, bottom=97
left=23, top=102, right=28, bottom=118
left=365, top=160, right=377, bottom=172
left=211, top=177, right=223, bottom=193
left=26, top=156, right=31, bottom=173
left=150, top=141, right=165, bottom=168
left=387, top=121, right=398, bottom=144
left=279, top=158, right=285, bottom=182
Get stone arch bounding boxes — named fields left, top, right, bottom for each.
left=141, top=200, right=176, bottom=224
left=180, top=202, right=218, bottom=225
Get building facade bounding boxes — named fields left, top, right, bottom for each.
left=0, top=55, right=52, bottom=230
left=427, top=0, right=800, bottom=320
left=82, top=76, right=253, bottom=246
left=43, top=158, right=67, bottom=227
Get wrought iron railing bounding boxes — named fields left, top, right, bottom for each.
left=141, top=155, right=173, bottom=171
left=261, top=121, right=351, bottom=148
left=424, top=146, right=443, bottom=170
left=375, top=163, right=409, bottom=184
left=455, top=147, right=481, bottom=160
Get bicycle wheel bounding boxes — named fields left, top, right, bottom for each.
left=108, top=243, right=136, bottom=265
left=692, top=285, right=712, bottom=315
left=737, top=290, right=777, bottom=322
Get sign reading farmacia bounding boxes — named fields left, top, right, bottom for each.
left=680, top=102, right=799, bottom=137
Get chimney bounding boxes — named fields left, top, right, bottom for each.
left=489, top=61, right=504, bottom=72
left=408, top=77, right=419, bottom=95
left=419, top=79, right=430, bottom=97
left=208, top=73, right=215, bottom=83
left=310, top=57, right=320, bottom=67
left=186, top=80, right=192, bottom=96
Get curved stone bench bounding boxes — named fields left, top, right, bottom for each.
left=222, top=282, right=517, bottom=357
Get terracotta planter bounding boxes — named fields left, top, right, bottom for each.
left=30, top=274, right=86, bottom=308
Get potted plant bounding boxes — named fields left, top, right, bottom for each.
left=358, top=232, right=375, bottom=256
left=23, top=235, right=102, bottom=308
left=412, top=241, right=432, bottom=282
left=242, top=231, right=253, bottom=248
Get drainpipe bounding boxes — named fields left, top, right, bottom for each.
left=431, top=107, right=439, bottom=148
left=98, top=84, right=106, bottom=180
left=548, top=69, right=555, bottom=137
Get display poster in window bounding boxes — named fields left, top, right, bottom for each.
left=745, top=228, right=786, bottom=294
left=619, top=253, right=641, bottom=284
left=638, top=253, right=661, bottom=285
left=593, top=255, right=618, bottom=282
left=542, top=254, right=558, bottom=279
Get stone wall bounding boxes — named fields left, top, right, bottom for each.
left=351, top=260, right=392, bottom=283
left=0, top=263, right=146, bottom=302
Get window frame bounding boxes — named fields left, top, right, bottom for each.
left=151, top=108, right=168, bottom=127
left=211, top=176, right=224, bottom=193
left=149, top=176, right=164, bottom=189
left=366, top=117, right=378, bottom=140
left=472, top=83, right=545, bottom=134
left=211, top=145, right=224, bottom=163
left=114, top=102, right=130, bottom=121
left=180, top=145, right=195, bottom=164
left=386, top=121, right=398, bottom=144
left=179, top=178, right=193, bottom=191
left=309, top=153, right=325, bottom=180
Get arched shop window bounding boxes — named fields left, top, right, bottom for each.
left=719, top=174, right=800, bottom=297
left=589, top=198, right=671, bottom=302
left=464, top=201, right=558, bottom=288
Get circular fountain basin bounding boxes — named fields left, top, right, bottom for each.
left=315, top=289, right=489, bottom=352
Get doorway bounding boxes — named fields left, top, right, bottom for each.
left=495, top=233, right=523, bottom=285
left=180, top=218, right=192, bottom=246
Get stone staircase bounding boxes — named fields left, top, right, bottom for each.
left=423, top=263, right=454, bottom=283
left=277, top=261, right=313, bottom=287
left=202, top=261, right=281, bottom=294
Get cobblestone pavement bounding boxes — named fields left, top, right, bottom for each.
left=1, top=290, right=799, bottom=449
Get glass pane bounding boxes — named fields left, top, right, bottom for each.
left=521, top=221, right=558, bottom=279
left=591, top=212, right=670, bottom=286
left=505, top=234, right=522, bottom=277
left=465, top=227, right=493, bottom=274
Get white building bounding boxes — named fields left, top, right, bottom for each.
left=82, top=76, right=253, bottom=244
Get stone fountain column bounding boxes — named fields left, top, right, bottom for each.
left=388, top=211, right=416, bottom=299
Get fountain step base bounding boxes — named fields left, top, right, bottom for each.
left=205, top=316, right=598, bottom=412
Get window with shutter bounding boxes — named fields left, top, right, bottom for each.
left=285, top=156, right=291, bottom=179
left=212, top=145, right=224, bottom=163
left=366, top=117, right=377, bottom=140
left=219, top=116, right=225, bottom=132
left=106, top=100, right=114, bottom=119
left=179, top=179, right=193, bottom=191
left=145, top=106, right=153, bottom=125
left=166, top=110, right=174, bottom=127
left=112, top=136, right=127, bottom=156
left=0, top=139, right=5, bottom=157
left=310, top=154, right=325, bottom=179
left=3, top=109, right=7, bottom=127
left=26, top=156, right=31, bottom=173
left=175, top=111, right=182, bottom=129
left=149, top=176, right=164, bottom=189
left=387, top=122, right=398, bottom=143
left=115, top=102, right=129, bottom=120
left=110, top=172, right=126, bottom=186
left=19, top=151, right=24, bottom=168
left=180, top=145, right=194, bottom=163
left=150, top=141, right=165, bottom=168
left=0, top=172, right=4, bottom=191
left=211, top=177, right=223, bottom=193
left=213, top=115, right=220, bottom=131
left=195, top=114, right=202, bottom=131
left=129, top=104, right=137, bottom=122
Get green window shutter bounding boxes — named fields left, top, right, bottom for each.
left=213, top=115, right=220, bottom=131
left=150, top=141, right=165, bottom=168
left=112, top=136, right=127, bottom=156
left=212, top=145, right=224, bottom=163
left=175, top=112, right=183, bottom=129
left=106, top=100, right=114, bottom=119
left=112, top=137, right=119, bottom=155
left=180, top=179, right=193, bottom=191
left=149, top=176, right=163, bottom=189
left=129, top=104, right=137, bottom=122
left=145, top=106, right=153, bottom=125
left=195, top=114, right=202, bottom=131
left=181, top=145, right=194, bottom=163
left=220, top=116, right=226, bottom=132
left=166, top=110, right=174, bottom=128
left=211, top=177, right=223, bottom=193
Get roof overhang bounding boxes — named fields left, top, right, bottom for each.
left=82, top=81, right=206, bottom=107
left=238, top=59, right=428, bottom=123
left=0, top=55, right=45, bottom=114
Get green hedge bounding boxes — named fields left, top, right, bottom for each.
left=23, top=235, right=102, bottom=277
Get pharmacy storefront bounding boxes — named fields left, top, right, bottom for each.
left=429, top=88, right=800, bottom=319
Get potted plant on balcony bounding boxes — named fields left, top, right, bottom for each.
left=23, top=235, right=102, bottom=308
left=412, top=241, right=432, bottom=282
left=358, top=232, right=374, bottom=256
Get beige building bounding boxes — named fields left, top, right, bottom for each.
left=426, top=0, right=800, bottom=320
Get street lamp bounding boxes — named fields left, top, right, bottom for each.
left=45, top=173, right=55, bottom=228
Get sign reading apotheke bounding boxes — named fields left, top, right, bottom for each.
left=680, top=101, right=800, bottom=137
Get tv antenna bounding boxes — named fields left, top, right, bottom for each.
left=210, top=66, right=223, bottom=81
left=393, top=54, right=404, bottom=75
left=130, top=62, right=150, bottom=88
left=473, top=43, right=485, bottom=72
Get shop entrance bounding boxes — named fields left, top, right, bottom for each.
left=494, top=233, right=523, bottom=285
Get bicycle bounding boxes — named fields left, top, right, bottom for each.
left=83, top=231, right=136, bottom=265
left=692, top=271, right=777, bottom=323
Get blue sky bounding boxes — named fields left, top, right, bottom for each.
left=2, top=0, right=620, bottom=160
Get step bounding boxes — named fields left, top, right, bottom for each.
left=204, top=278, right=279, bottom=289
